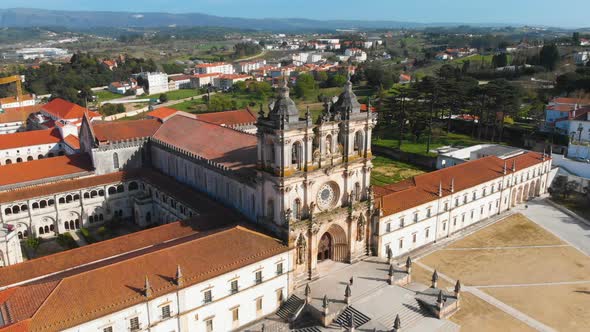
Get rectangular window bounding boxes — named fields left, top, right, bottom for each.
left=444, top=202, right=448, bottom=211
left=489, top=203, right=492, bottom=211
left=463, top=195, right=467, bottom=204
left=442, top=222, right=447, bottom=231
left=472, top=192, right=476, bottom=200
left=161, top=305, right=171, bottom=319
left=453, top=217, right=457, bottom=226
left=470, top=210, right=474, bottom=219
left=496, top=200, right=499, bottom=208
left=255, top=271, right=263, bottom=284
left=480, top=206, right=484, bottom=214
left=399, top=238, right=404, bottom=249
left=412, top=233, right=417, bottom=243
left=386, top=222, right=391, bottom=232
left=205, top=318, right=214, bottom=332
left=204, top=290, right=212, bottom=303
left=256, top=297, right=263, bottom=311
left=426, top=208, right=431, bottom=218
left=276, top=263, right=283, bottom=275
left=455, top=198, right=459, bottom=207
left=232, top=308, right=239, bottom=322
left=103, top=327, right=113, bottom=332
left=129, top=317, right=140, bottom=331
left=230, top=280, right=239, bottom=294
left=425, top=228, right=430, bottom=238
left=276, top=288, right=284, bottom=306
left=461, top=214, right=465, bottom=223
left=413, top=213, right=418, bottom=222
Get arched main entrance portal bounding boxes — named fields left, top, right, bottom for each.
left=317, top=224, right=348, bottom=263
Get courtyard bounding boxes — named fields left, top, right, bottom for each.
left=416, top=210, right=590, bottom=332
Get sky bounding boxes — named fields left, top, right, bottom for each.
left=0, top=0, right=587, bottom=28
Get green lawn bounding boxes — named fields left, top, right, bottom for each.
left=95, top=89, right=124, bottom=102
left=169, top=99, right=208, bottom=113
left=371, top=154, right=427, bottom=186
left=143, top=89, right=203, bottom=101
left=373, top=132, right=485, bottom=157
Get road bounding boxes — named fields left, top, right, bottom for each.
left=103, top=92, right=215, bottom=121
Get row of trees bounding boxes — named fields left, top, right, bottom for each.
left=380, top=65, right=526, bottom=152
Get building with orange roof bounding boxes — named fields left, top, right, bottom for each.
left=0, top=94, right=36, bottom=110
left=544, top=96, right=590, bottom=133
left=0, top=105, right=42, bottom=135
left=373, top=151, right=552, bottom=259
left=195, top=108, right=257, bottom=133
left=0, top=128, right=66, bottom=166
left=195, top=61, right=234, bottom=75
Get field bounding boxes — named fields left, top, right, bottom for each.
left=371, top=155, right=426, bottom=186
left=417, top=213, right=590, bottom=331
left=373, top=132, right=484, bottom=157
left=95, top=89, right=124, bottom=102
left=144, top=89, right=203, bottom=101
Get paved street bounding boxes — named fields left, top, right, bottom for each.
left=518, top=198, right=590, bottom=255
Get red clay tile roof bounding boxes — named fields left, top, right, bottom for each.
left=196, top=62, right=228, bottom=68
left=153, top=115, right=257, bottom=174
left=547, top=104, right=574, bottom=112
left=62, top=134, right=80, bottom=150
left=0, top=226, right=288, bottom=332
left=376, top=152, right=548, bottom=216
left=552, top=97, right=590, bottom=106
left=91, top=119, right=161, bottom=143
left=196, top=108, right=256, bottom=127
left=146, top=107, right=179, bottom=121
left=169, top=75, right=192, bottom=81
left=0, top=105, right=42, bottom=124
left=219, top=74, right=251, bottom=80
left=41, top=99, right=100, bottom=120
left=193, top=72, right=221, bottom=78
left=0, top=154, right=93, bottom=188
left=0, top=128, right=61, bottom=150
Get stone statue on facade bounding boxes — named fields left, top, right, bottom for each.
left=296, top=235, right=307, bottom=265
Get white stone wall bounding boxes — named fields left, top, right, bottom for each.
left=0, top=227, right=23, bottom=267
left=376, top=159, right=553, bottom=258
left=92, top=142, right=148, bottom=175
left=0, top=120, right=25, bottom=135
left=62, top=251, right=292, bottom=332
left=0, top=142, right=65, bottom=165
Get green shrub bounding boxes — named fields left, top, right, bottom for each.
left=80, top=227, right=97, bottom=244
left=56, top=233, right=79, bottom=249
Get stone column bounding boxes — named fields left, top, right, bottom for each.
left=308, top=229, right=319, bottom=280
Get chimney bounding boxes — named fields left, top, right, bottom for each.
left=144, top=275, right=152, bottom=298
left=450, top=178, right=455, bottom=193
left=406, top=256, right=413, bottom=274
left=503, top=161, right=507, bottom=175
left=438, top=181, right=443, bottom=197
left=512, top=160, right=516, bottom=172
left=175, top=265, right=184, bottom=287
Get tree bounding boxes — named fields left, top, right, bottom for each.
left=539, top=44, right=559, bottom=71
left=573, top=32, right=580, bottom=45
left=159, top=93, right=168, bottom=103
left=328, top=74, right=347, bottom=88
left=365, top=63, right=398, bottom=90
left=25, top=237, right=41, bottom=257
left=294, top=74, right=316, bottom=99
left=314, top=71, right=328, bottom=83
left=492, top=53, right=509, bottom=68
left=208, top=94, right=237, bottom=112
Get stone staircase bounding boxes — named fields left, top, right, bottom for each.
left=330, top=306, right=371, bottom=329
left=375, top=296, right=431, bottom=330
left=275, top=295, right=305, bottom=322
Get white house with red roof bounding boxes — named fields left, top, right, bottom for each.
left=195, top=62, right=234, bottom=75
left=29, top=98, right=101, bottom=130
left=0, top=94, right=36, bottom=109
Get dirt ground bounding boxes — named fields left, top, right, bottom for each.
left=484, top=283, right=590, bottom=332
left=447, top=213, right=564, bottom=248
left=418, top=213, right=590, bottom=331
left=411, top=264, right=453, bottom=289
left=449, top=293, right=536, bottom=332
left=420, top=246, right=590, bottom=286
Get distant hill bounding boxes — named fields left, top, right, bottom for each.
left=0, top=8, right=440, bottom=31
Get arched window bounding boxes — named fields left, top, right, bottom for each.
left=83, top=192, right=90, bottom=199
left=354, top=131, right=364, bottom=154
left=40, top=200, right=47, bottom=208
left=12, top=206, right=20, bottom=214
left=113, top=152, right=120, bottom=169
left=98, top=190, right=105, bottom=196
left=5, top=159, right=11, bottom=165
left=64, top=221, right=69, bottom=230
left=292, top=141, right=302, bottom=170
left=23, top=230, right=28, bottom=237
left=65, top=195, right=73, bottom=203
left=58, top=197, right=65, bottom=204
left=27, top=156, right=33, bottom=161
left=18, top=232, right=23, bottom=239
left=21, top=204, right=28, bottom=212
left=58, top=151, right=65, bottom=156
left=38, top=154, right=44, bottom=159
left=355, top=182, right=361, bottom=201
left=16, top=157, right=22, bottom=163
left=294, top=199, right=302, bottom=220
left=326, top=135, right=332, bottom=154
left=4, top=208, right=11, bottom=215
left=90, top=190, right=97, bottom=198
left=89, top=215, right=94, bottom=223
left=73, top=194, right=80, bottom=201
left=108, top=187, right=117, bottom=195
left=99, top=214, right=104, bottom=221
left=32, top=202, right=39, bottom=209
left=47, top=199, right=54, bottom=206
left=128, top=182, right=139, bottom=191
left=44, top=225, right=49, bottom=233
left=116, top=185, right=124, bottom=193
left=49, top=225, right=54, bottom=232
left=48, top=153, right=54, bottom=157
left=39, top=227, right=44, bottom=235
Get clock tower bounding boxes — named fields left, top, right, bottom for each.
left=256, top=76, right=376, bottom=283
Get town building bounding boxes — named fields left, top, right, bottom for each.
left=436, top=144, right=526, bottom=169
left=0, top=105, right=42, bottom=135
left=216, top=74, right=251, bottom=90
left=195, top=62, right=234, bottom=75
left=0, top=128, right=67, bottom=166
left=235, top=60, right=267, bottom=73
left=108, top=79, right=140, bottom=95
left=564, top=109, right=590, bottom=159
left=28, top=98, right=101, bottom=130
left=343, top=48, right=367, bottom=62
left=168, top=75, right=193, bottom=90
left=189, top=73, right=220, bottom=89
left=0, top=94, right=36, bottom=109
left=138, top=72, right=169, bottom=95
left=574, top=51, right=589, bottom=66
left=544, top=97, right=590, bottom=133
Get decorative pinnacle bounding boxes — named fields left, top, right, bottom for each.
left=349, top=310, right=355, bottom=328
left=394, top=314, right=401, bottom=329
left=406, top=256, right=412, bottom=269
left=175, top=265, right=184, bottom=286
left=345, top=284, right=352, bottom=298
left=388, top=264, right=395, bottom=277
left=454, top=280, right=462, bottom=294
left=437, top=290, right=444, bottom=304
left=432, top=270, right=439, bottom=283
left=322, top=294, right=329, bottom=308
left=144, top=275, right=152, bottom=297
left=305, top=283, right=311, bottom=296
